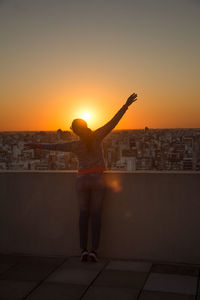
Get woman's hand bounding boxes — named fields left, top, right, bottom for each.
left=24, top=143, right=37, bottom=150
left=125, top=93, right=137, bottom=107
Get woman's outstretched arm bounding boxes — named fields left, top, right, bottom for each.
left=94, top=93, right=137, bottom=140
left=24, top=141, right=78, bottom=152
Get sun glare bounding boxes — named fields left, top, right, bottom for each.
left=80, top=112, right=91, bottom=122
left=71, top=107, right=98, bottom=128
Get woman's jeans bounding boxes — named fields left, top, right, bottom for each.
left=76, top=173, right=106, bottom=250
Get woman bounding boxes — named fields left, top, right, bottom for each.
left=25, top=93, right=137, bottom=262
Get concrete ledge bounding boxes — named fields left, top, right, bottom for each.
left=1, top=171, right=200, bottom=264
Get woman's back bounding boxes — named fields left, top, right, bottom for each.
left=73, top=138, right=105, bottom=171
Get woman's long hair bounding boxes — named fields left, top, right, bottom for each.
left=71, top=119, right=94, bottom=152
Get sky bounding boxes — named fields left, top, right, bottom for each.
left=0, top=0, right=200, bottom=131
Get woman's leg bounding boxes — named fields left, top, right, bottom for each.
left=90, top=174, right=106, bottom=251
left=76, top=176, right=91, bottom=250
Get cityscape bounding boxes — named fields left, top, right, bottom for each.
left=0, top=128, right=200, bottom=171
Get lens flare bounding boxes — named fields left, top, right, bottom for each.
left=106, top=176, right=123, bottom=193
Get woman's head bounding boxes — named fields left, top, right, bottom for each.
left=71, top=118, right=89, bottom=136
left=71, top=118, right=93, bottom=151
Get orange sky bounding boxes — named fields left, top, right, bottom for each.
left=0, top=0, right=200, bottom=131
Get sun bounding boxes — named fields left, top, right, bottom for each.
left=71, top=107, right=97, bottom=127
left=80, top=112, right=91, bottom=122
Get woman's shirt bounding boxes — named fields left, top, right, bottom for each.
left=38, top=104, right=128, bottom=172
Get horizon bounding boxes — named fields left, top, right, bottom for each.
left=1, top=127, right=200, bottom=133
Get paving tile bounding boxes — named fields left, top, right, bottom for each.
left=144, top=273, right=198, bottom=295
left=19, top=256, right=67, bottom=265
left=139, top=290, right=195, bottom=300
left=151, top=264, right=199, bottom=277
left=82, top=286, right=139, bottom=300
left=0, top=255, right=65, bottom=266
left=61, top=256, right=107, bottom=271
left=94, top=269, right=148, bottom=289
left=0, top=280, right=37, bottom=300
left=0, top=255, right=21, bottom=264
left=106, top=260, right=152, bottom=272
left=26, top=282, right=86, bottom=300
left=47, top=268, right=99, bottom=285
left=0, top=263, right=16, bottom=275
left=15, top=255, right=66, bottom=266
left=0, top=262, right=57, bottom=281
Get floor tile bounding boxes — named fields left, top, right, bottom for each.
left=0, top=263, right=15, bottom=275
left=94, top=270, right=148, bottom=289
left=0, top=255, right=65, bottom=266
left=0, top=255, right=20, bottom=264
left=47, top=268, right=99, bottom=285
left=106, top=260, right=152, bottom=272
left=26, top=282, right=86, bottom=300
left=0, top=263, right=57, bottom=281
left=151, top=264, right=199, bottom=277
left=15, top=255, right=66, bottom=266
left=139, top=290, right=195, bottom=300
left=0, top=280, right=37, bottom=300
left=144, top=273, right=198, bottom=295
left=61, top=256, right=107, bottom=271
left=82, top=286, right=139, bottom=300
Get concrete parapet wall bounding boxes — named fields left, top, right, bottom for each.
left=1, top=171, right=200, bottom=264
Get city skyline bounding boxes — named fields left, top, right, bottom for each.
left=0, top=0, right=200, bottom=131
left=1, top=128, right=200, bottom=172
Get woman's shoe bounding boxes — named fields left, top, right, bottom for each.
left=88, top=250, right=99, bottom=262
left=80, top=249, right=88, bottom=262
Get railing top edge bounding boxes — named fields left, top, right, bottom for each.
left=0, top=170, right=200, bottom=175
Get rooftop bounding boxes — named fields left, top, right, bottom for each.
left=0, top=254, right=200, bottom=300
left=1, top=171, right=200, bottom=299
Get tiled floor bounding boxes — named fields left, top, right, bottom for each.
left=0, top=255, right=199, bottom=300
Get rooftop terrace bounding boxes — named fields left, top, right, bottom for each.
left=1, top=171, right=200, bottom=299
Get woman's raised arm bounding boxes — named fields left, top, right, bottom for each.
left=94, top=93, right=137, bottom=140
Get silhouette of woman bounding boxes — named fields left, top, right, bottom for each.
left=24, top=93, right=137, bottom=262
